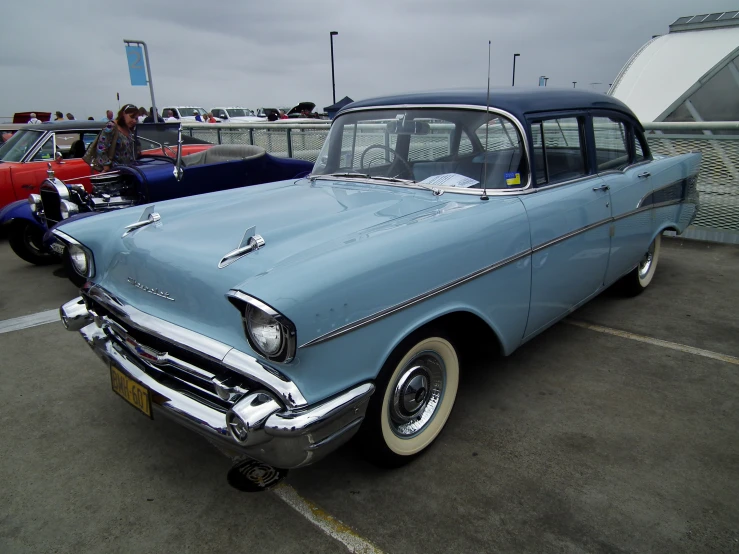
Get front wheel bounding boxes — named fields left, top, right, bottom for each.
left=618, top=234, right=661, bottom=296
left=8, top=220, right=59, bottom=266
left=358, top=331, right=460, bottom=467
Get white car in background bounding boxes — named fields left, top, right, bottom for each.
left=210, top=107, right=262, bottom=123
left=161, top=106, right=209, bottom=121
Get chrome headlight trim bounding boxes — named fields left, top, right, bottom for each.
left=227, top=290, right=297, bottom=363
left=52, top=230, right=95, bottom=279
left=60, top=199, right=79, bottom=220
left=28, top=193, right=42, bottom=214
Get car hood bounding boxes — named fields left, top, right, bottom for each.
left=65, top=178, right=463, bottom=344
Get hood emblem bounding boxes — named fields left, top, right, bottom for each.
left=122, top=205, right=161, bottom=237
left=127, top=277, right=175, bottom=301
left=218, top=225, right=266, bottom=269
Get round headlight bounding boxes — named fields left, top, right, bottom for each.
left=67, top=244, right=88, bottom=276
left=246, top=308, right=283, bottom=357
left=60, top=199, right=79, bottom=220
left=28, top=194, right=42, bottom=214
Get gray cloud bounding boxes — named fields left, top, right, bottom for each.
left=2, top=0, right=737, bottom=121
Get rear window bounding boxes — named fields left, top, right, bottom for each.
left=593, top=117, right=629, bottom=171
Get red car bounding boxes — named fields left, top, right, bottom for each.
left=0, top=121, right=210, bottom=210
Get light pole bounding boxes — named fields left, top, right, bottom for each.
left=511, top=53, right=520, bottom=86
left=330, top=31, right=338, bottom=105
left=572, top=81, right=577, bottom=88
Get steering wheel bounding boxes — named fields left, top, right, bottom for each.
left=359, top=144, right=413, bottom=178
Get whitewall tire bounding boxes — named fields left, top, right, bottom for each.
left=359, top=332, right=459, bottom=466
left=619, top=234, right=661, bottom=296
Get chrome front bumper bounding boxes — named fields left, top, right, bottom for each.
left=62, top=296, right=374, bottom=469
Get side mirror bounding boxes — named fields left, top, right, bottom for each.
left=55, top=151, right=65, bottom=164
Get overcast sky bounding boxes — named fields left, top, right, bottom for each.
left=3, top=0, right=737, bottom=120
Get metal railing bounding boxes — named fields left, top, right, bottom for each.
left=642, top=122, right=739, bottom=243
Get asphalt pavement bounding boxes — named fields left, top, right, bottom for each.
left=0, top=236, right=737, bottom=553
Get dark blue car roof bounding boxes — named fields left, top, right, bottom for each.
left=340, top=88, right=641, bottom=127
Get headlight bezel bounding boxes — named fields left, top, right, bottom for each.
left=227, top=291, right=296, bottom=363
left=59, top=199, right=79, bottom=220
left=51, top=230, right=95, bottom=279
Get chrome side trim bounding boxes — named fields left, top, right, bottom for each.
left=83, top=285, right=307, bottom=408
left=299, top=249, right=531, bottom=348
left=531, top=216, right=613, bottom=253
left=300, top=193, right=689, bottom=348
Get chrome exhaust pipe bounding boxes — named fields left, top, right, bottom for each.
left=60, top=296, right=92, bottom=331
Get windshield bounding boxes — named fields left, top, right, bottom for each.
left=0, top=130, right=44, bottom=162
left=227, top=109, right=253, bottom=117
left=312, top=108, right=528, bottom=190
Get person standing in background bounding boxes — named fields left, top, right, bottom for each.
left=66, top=113, right=75, bottom=120
left=28, top=113, right=41, bottom=124
left=137, top=107, right=148, bottom=123
left=102, top=110, right=114, bottom=122
left=54, top=111, right=64, bottom=121
left=84, top=104, right=141, bottom=173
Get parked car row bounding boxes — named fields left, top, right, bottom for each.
left=8, top=89, right=701, bottom=486
left=163, top=102, right=326, bottom=123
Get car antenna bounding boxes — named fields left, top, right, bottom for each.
left=481, top=40, right=491, bottom=201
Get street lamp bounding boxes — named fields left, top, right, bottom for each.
left=539, top=76, right=549, bottom=87
left=572, top=81, right=577, bottom=88
left=330, top=31, right=338, bottom=105
left=511, top=53, right=520, bottom=86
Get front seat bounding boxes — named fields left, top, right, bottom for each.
left=68, top=139, right=87, bottom=159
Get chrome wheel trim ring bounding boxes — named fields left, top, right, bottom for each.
left=638, top=240, right=657, bottom=280
left=389, top=351, right=445, bottom=438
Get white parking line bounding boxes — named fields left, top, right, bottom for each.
left=565, top=319, right=739, bottom=366
left=273, top=483, right=384, bottom=554
left=0, top=309, right=60, bottom=334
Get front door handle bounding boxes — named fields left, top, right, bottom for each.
left=592, top=184, right=610, bottom=192
left=637, top=171, right=651, bottom=178
left=21, top=184, right=34, bottom=190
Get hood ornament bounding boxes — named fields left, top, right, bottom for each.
left=122, top=205, right=161, bottom=237
left=218, top=225, right=265, bottom=268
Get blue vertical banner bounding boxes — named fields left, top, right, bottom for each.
left=126, top=45, right=147, bottom=86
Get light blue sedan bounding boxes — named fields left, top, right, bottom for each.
left=55, top=89, right=700, bottom=474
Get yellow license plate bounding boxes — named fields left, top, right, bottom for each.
left=110, top=364, right=152, bottom=418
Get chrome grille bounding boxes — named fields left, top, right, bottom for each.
left=39, top=186, right=62, bottom=223
left=85, top=296, right=255, bottom=410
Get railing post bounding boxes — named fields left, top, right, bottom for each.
left=217, top=128, right=222, bottom=145
left=249, top=128, right=254, bottom=146
left=287, top=128, right=293, bottom=158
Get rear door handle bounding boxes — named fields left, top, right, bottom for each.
left=21, top=184, right=34, bottom=190
left=592, top=184, right=610, bottom=192
left=637, top=172, right=651, bottom=178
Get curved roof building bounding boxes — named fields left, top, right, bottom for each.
left=610, top=12, right=739, bottom=122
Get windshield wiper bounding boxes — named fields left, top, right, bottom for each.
left=312, top=172, right=372, bottom=180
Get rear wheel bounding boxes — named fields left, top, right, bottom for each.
left=8, top=220, right=58, bottom=266
left=358, top=330, right=460, bottom=467
left=618, top=234, right=661, bottom=296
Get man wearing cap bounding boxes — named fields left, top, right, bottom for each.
left=28, top=113, right=41, bottom=124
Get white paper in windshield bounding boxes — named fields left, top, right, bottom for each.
left=419, top=173, right=479, bottom=188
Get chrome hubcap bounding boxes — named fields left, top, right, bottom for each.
left=389, top=352, right=444, bottom=437
left=638, top=241, right=656, bottom=279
